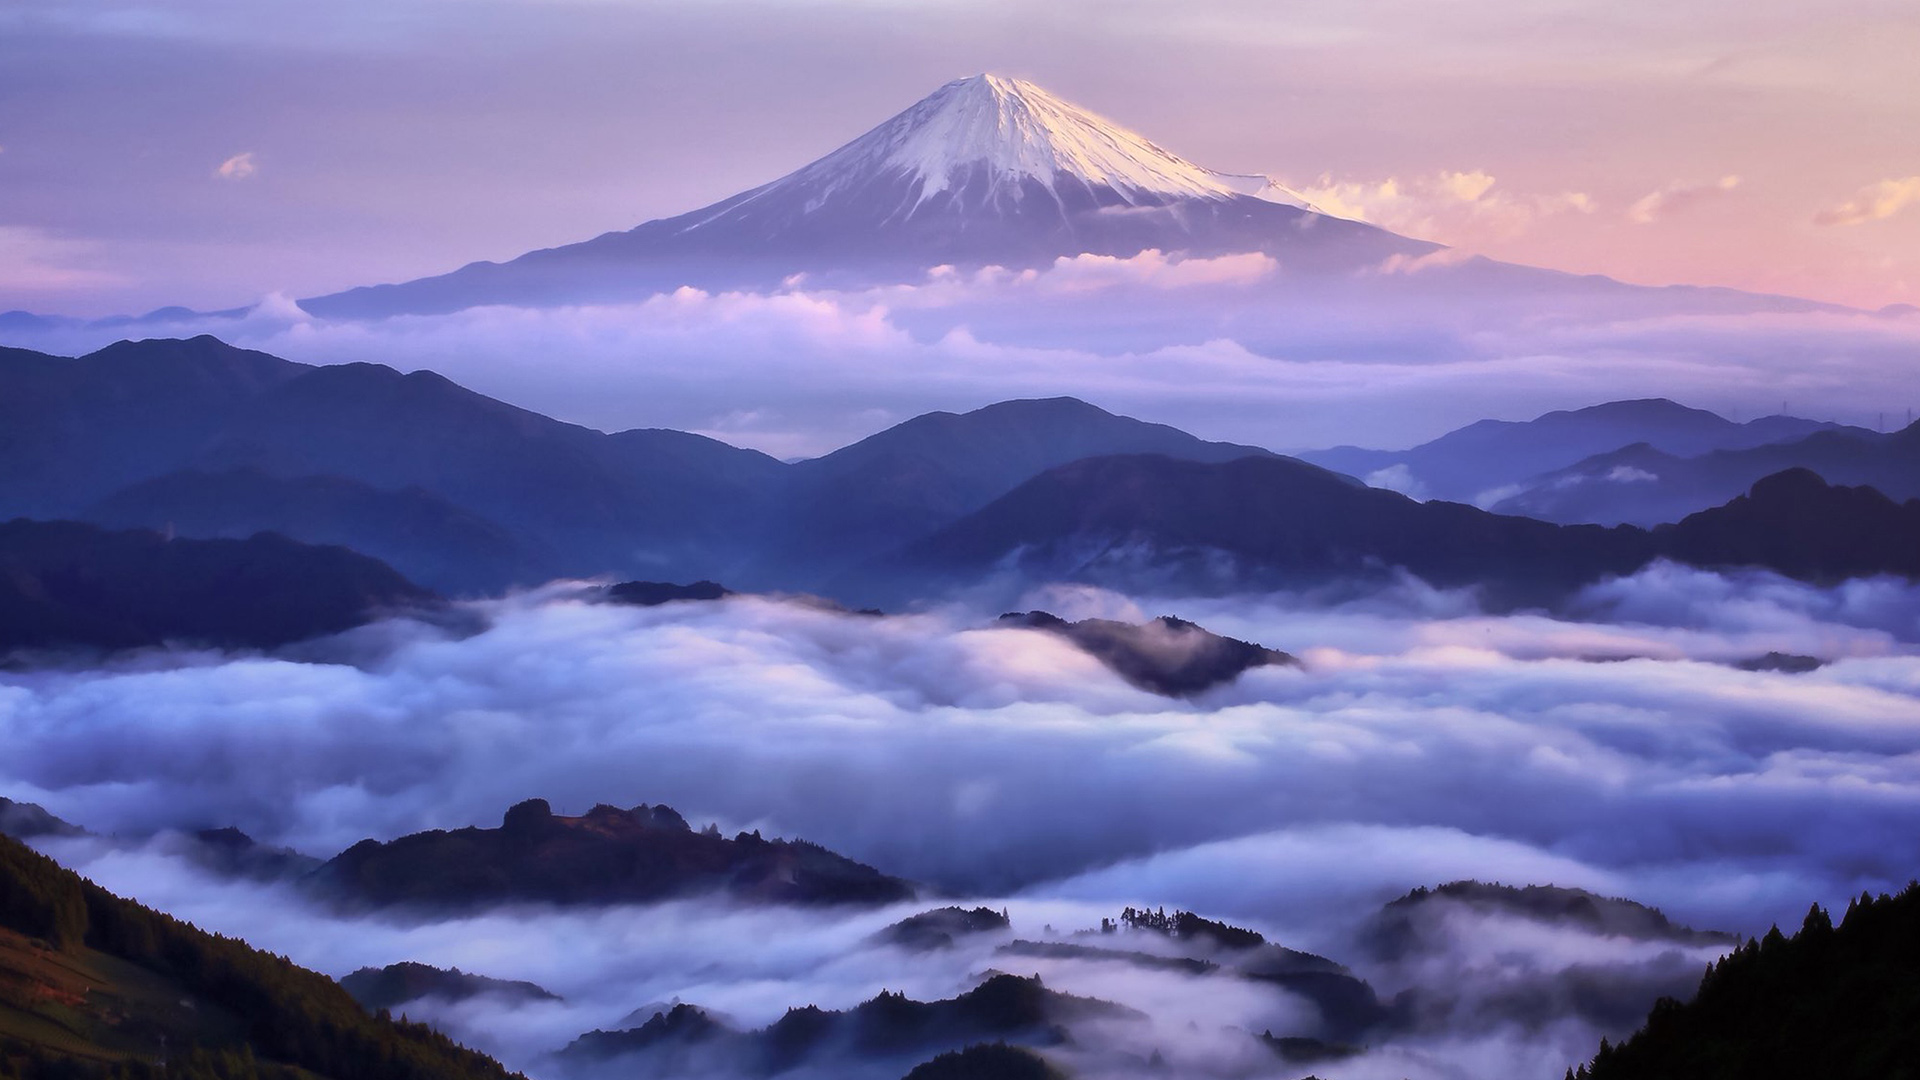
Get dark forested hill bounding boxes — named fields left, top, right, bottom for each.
left=998, top=610, right=1296, bottom=696
left=0, top=519, right=434, bottom=654
left=1569, top=883, right=1920, bottom=1080
left=307, top=799, right=915, bottom=910
left=888, top=453, right=1652, bottom=605
left=1654, top=468, right=1920, bottom=582
left=560, top=973, right=1124, bottom=1077
left=888, top=458, right=1920, bottom=605
left=0, top=833, right=522, bottom=1080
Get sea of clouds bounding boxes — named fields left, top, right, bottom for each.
left=7, top=254, right=1918, bottom=458
left=5, top=563, right=1918, bottom=1079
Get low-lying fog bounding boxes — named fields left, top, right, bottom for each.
left=6, top=562, right=1918, bottom=1079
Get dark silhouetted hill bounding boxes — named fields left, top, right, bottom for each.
left=877, top=907, right=1012, bottom=952
left=561, top=973, right=1130, bottom=1076
left=0, top=798, right=84, bottom=842
left=605, top=580, right=733, bottom=606
left=0, top=519, right=434, bottom=654
left=86, top=469, right=542, bottom=595
left=1570, top=884, right=1920, bottom=1080
left=901, top=1043, right=1067, bottom=1080
left=1366, top=881, right=1737, bottom=1038
left=1654, top=468, right=1920, bottom=582
left=308, top=799, right=913, bottom=910
left=1000, top=610, right=1295, bottom=696
left=340, top=962, right=560, bottom=1014
left=889, top=459, right=1920, bottom=603
left=890, top=453, right=1651, bottom=605
left=1366, top=882, right=1737, bottom=963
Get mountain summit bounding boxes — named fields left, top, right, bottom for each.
left=302, top=75, right=1422, bottom=317
left=707, top=74, right=1319, bottom=220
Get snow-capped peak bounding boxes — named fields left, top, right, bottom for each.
left=777, top=74, right=1315, bottom=211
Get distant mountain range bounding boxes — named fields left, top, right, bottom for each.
left=1491, top=423, right=1920, bottom=526
left=3, top=336, right=1916, bottom=615
left=1298, top=398, right=1875, bottom=507
left=883, top=454, right=1920, bottom=605
left=0, top=337, right=1275, bottom=595
left=1299, top=395, right=1919, bottom=528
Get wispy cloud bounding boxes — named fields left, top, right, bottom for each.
left=1815, top=176, right=1920, bottom=227
left=1627, top=175, right=1741, bottom=225
left=0, top=225, right=126, bottom=293
left=215, top=151, right=258, bottom=180
left=1294, top=171, right=1595, bottom=243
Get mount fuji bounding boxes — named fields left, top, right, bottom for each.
left=301, top=74, right=1432, bottom=318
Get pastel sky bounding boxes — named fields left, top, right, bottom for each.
left=2, top=0, right=1916, bottom=317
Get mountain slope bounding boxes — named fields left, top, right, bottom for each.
left=300, top=75, right=1427, bottom=318
left=1654, top=468, right=1920, bottom=582
left=884, top=457, right=1920, bottom=604
left=85, top=469, right=543, bottom=596
left=760, top=397, right=1278, bottom=582
left=0, top=338, right=791, bottom=591
left=2, top=339, right=1311, bottom=595
left=1299, top=398, right=1865, bottom=505
left=1570, top=885, right=1920, bottom=1080
left=0, top=833, right=521, bottom=1080
left=0, top=519, right=434, bottom=654
left=0, top=337, right=310, bottom=518
left=188, top=361, right=788, bottom=581
left=1493, top=421, right=1920, bottom=526
left=887, top=453, right=1650, bottom=604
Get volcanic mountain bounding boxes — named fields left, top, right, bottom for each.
left=302, top=74, right=1427, bottom=318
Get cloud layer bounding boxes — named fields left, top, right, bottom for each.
left=5, top=255, right=1917, bottom=458
left=8, top=566, right=1915, bottom=1078
left=5, top=566, right=1916, bottom=932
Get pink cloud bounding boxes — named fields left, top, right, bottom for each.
left=1815, top=177, right=1920, bottom=227
left=1628, top=176, right=1741, bottom=225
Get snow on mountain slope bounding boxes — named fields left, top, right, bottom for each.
left=698, top=74, right=1318, bottom=224
left=300, top=75, right=1422, bottom=317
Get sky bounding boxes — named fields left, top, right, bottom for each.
left=4, top=0, right=1919, bottom=318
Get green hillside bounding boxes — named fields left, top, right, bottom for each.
left=0, top=834, right=521, bottom=1080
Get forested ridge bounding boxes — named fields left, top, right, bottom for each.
left=1570, top=882, right=1920, bottom=1080
left=0, top=834, right=521, bottom=1080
